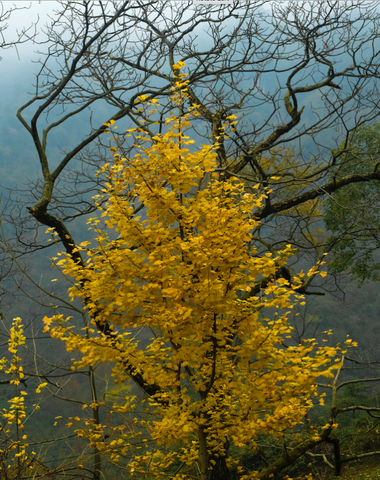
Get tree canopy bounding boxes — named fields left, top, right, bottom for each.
left=43, top=64, right=344, bottom=480
left=2, top=2, right=380, bottom=478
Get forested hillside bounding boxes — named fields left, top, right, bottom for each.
left=1, top=2, right=380, bottom=479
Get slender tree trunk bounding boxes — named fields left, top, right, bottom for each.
left=198, top=428, right=209, bottom=480
left=326, top=436, right=341, bottom=476
left=89, top=365, right=101, bottom=480
left=209, top=451, right=231, bottom=480
left=198, top=429, right=231, bottom=480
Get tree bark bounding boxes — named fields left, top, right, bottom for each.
left=209, top=449, right=231, bottom=480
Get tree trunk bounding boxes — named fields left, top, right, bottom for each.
left=198, top=430, right=231, bottom=480
left=209, top=452, right=231, bottom=480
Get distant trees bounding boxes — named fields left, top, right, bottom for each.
left=324, top=121, right=380, bottom=285
left=0, top=0, right=38, bottom=299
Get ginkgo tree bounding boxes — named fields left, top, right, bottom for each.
left=43, top=63, right=346, bottom=480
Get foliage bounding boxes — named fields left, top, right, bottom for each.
left=0, top=317, right=48, bottom=478
left=324, top=122, right=380, bottom=285
left=43, top=64, right=344, bottom=480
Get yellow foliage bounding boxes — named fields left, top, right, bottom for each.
left=45, top=64, right=341, bottom=478
left=0, top=318, right=46, bottom=471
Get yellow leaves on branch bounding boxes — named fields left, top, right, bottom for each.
left=45, top=63, right=344, bottom=475
left=0, top=318, right=46, bottom=468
